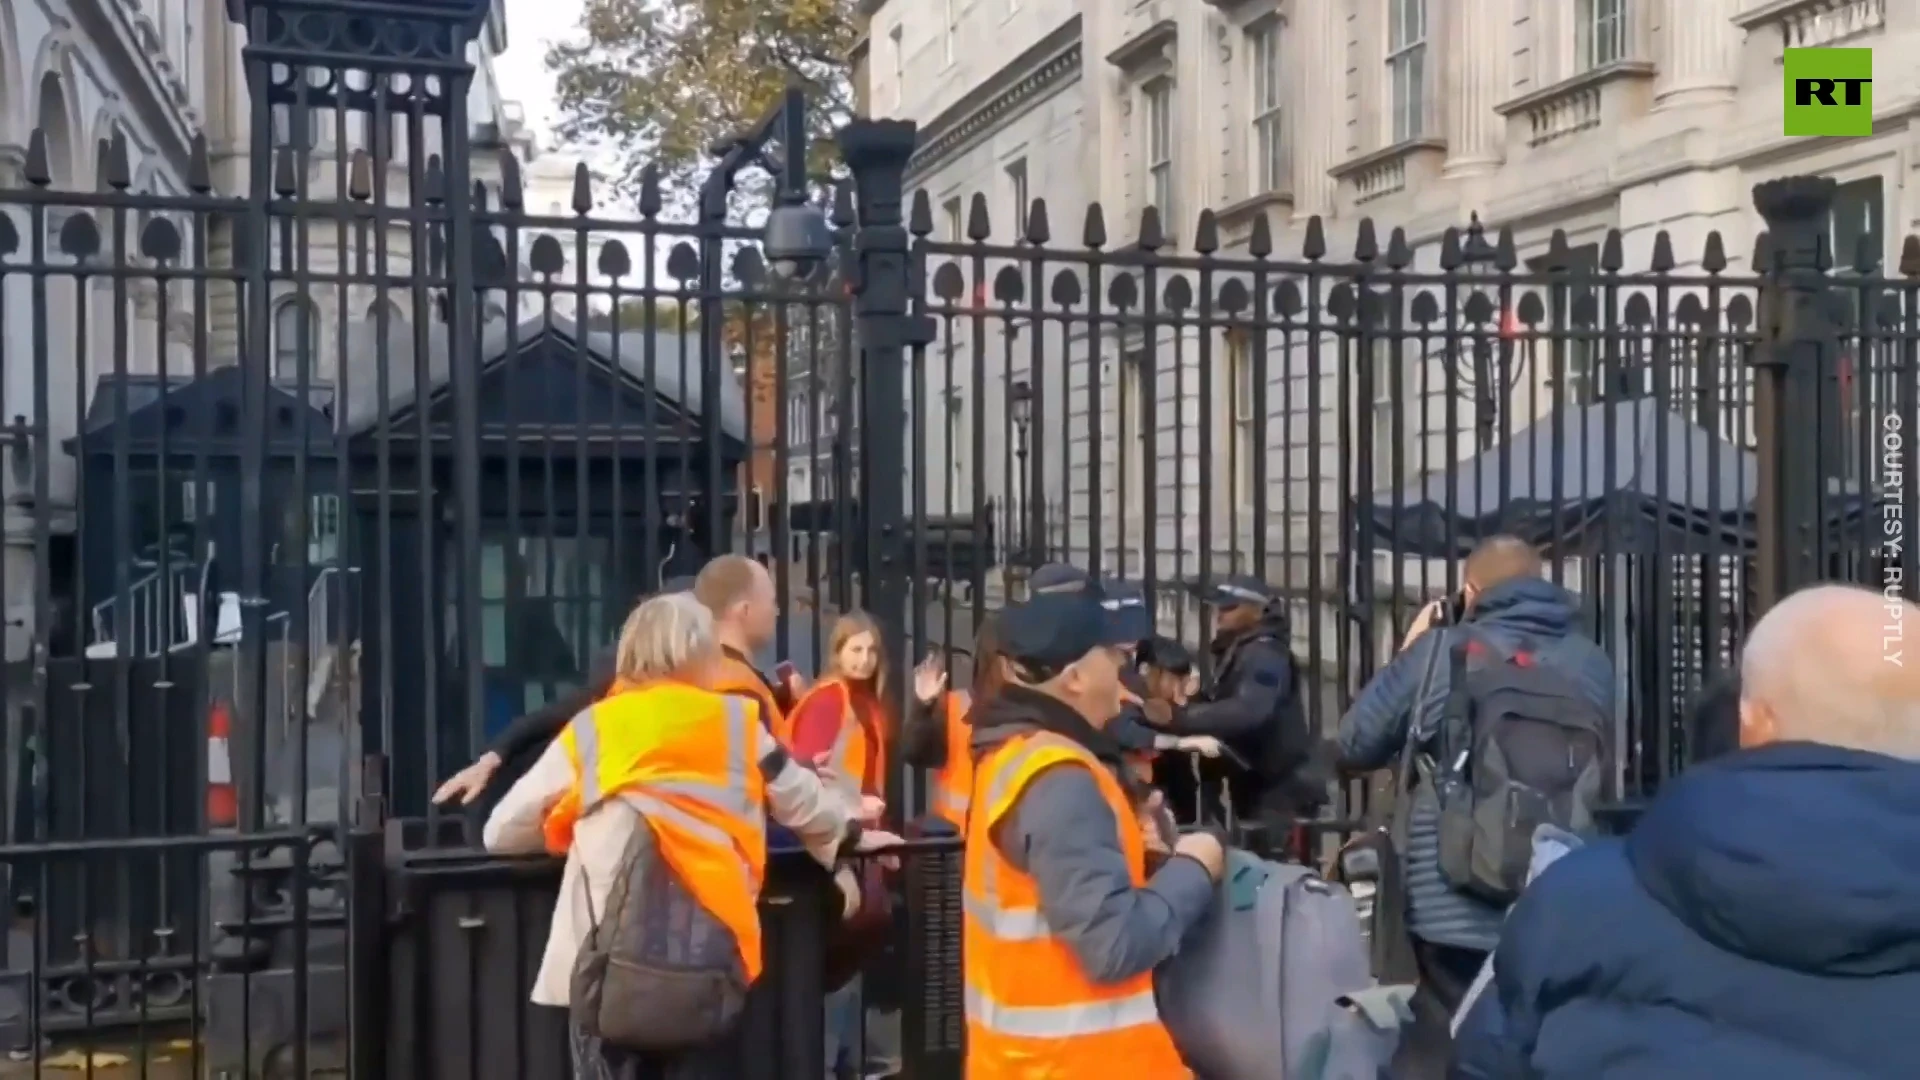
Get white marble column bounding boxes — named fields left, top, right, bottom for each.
left=1656, top=0, right=1740, bottom=107
left=1442, top=0, right=1506, bottom=178
left=1292, top=0, right=1344, bottom=216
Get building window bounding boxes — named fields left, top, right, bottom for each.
left=271, top=104, right=316, bottom=151
left=1830, top=175, right=1883, bottom=270
left=943, top=0, right=957, bottom=65
left=1006, top=158, right=1029, bottom=238
left=272, top=296, right=318, bottom=379
left=942, top=196, right=964, bottom=242
left=1119, top=350, right=1148, bottom=499
left=1371, top=340, right=1400, bottom=487
left=1144, top=80, right=1174, bottom=229
left=308, top=494, right=342, bottom=565
left=1387, top=0, right=1427, bottom=144
left=1249, top=20, right=1286, bottom=195
left=1228, top=334, right=1259, bottom=506
left=1578, top=0, right=1628, bottom=71
left=1529, top=244, right=1601, bottom=407
left=889, top=25, right=905, bottom=111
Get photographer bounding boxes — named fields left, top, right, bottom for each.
left=1336, top=536, right=1613, bottom=1066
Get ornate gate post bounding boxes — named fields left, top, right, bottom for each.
left=839, top=114, right=960, bottom=1080
left=1751, top=177, right=1841, bottom=611
left=837, top=119, right=930, bottom=803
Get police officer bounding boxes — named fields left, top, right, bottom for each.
left=1164, top=574, right=1323, bottom=848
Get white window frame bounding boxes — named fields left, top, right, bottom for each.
left=1577, top=0, right=1628, bottom=71
left=1228, top=334, right=1259, bottom=507
left=1119, top=349, right=1149, bottom=501
left=1371, top=339, right=1400, bottom=488
left=942, top=196, right=964, bottom=242
left=1387, top=0, right=1427, bottom=145
left=888, top=24, right=905, bottom=111
left=1006, top=158, right=1029, bottom=238
left=1249, top=19, right=1286, bottom=195
left=1143, top=80, right=1175, bottom=230
left=271, top=295, right=318, bottom=380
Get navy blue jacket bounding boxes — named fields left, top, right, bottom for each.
left=1338, top=577, right=1614, bottom=950
left=1454, top=742, right=1920, bottom=1079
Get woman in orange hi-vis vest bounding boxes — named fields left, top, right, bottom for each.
left=786, top=611, right=949, bottom=806
left=482, top=593, right=905, bottom=1078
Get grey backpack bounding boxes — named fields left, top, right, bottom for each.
left=570, top=798, right=750, bottom=1052
left=1156, top=851, right=1413, bottom=1079
left=1434, top=634, right=1611, bottom=905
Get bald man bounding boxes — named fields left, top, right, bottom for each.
left=1454, top=584, right=1920, bottom=1079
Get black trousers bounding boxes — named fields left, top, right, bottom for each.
left=1391, top=938, right=1489, bottom=1079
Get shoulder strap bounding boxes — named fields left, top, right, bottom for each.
left=576, top=796, right=648, bottom=940
left=1397, top=631, right=1450, bottom=790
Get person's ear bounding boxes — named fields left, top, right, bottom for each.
left=1738, top=696, right=1777, bottom=749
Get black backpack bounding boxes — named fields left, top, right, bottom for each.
left=1430, top=631, right=1611, bottom=906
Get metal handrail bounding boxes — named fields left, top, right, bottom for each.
left=88, top=554, right=209, bottom=658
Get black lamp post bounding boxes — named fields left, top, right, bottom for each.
left=1441, top=213, right=1525, bottom=451
left=1009, top=378, right=1033, bottom=563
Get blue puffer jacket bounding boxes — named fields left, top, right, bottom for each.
left=1453, top=742, right=1920, bottom=1079
left=1338, top=576, right=1615, bottom=951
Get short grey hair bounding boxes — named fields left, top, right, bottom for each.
left=613, top=592, right=717, bottom=683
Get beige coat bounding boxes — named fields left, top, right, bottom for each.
left=483, top=714, right=854, bottom=1007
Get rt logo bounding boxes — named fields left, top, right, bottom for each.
left=1784, top=48, right=1872, bottom=137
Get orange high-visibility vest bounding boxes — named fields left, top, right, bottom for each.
left=792, top=677, right=889, bottom=796
left=713, top=653, right=785, bottom=740
left=962, top=732, right=1191, bottom=1079
left=929, top=690, right=974, bottom=829
left=540, top=681, right=775, bottom=980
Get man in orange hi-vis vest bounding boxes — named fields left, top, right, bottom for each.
left=690, top=556, right=793, bottom=737
left=962, top=586, right=1227, bottom=1079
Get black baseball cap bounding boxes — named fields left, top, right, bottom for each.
left=1201, top=573, right=1275, bottom=609
left=1100, top=579, right=1155, bottom=640
left=999, top=588, right=1137, bottom=679
left=1030, top=562, right=1092, bottom=594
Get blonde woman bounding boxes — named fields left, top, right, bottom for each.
left=787, top=611, right=947, bottom=807
left=483, top=593, right=903, bottom=1079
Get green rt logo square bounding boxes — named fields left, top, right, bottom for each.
left=1784, top=48, right=1873, bottom=137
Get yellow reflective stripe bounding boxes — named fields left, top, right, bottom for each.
left=964, top=986, right=1162, bottom=1039
left=575, top=712, right=602, bottom=806
left=932, top=788, right=971, bottom=816
left=971, top=734, right=1087, bottom=901
left=962, top=893, right=1051, bottom=941
left=718, top=695, right=767, bottom=834
left=618, top=790, right=738, bottom=849
left=827, top=701, right=857, bottom=778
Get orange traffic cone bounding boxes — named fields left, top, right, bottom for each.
left=206, top=701, right=237, bottom=827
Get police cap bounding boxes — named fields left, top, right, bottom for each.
left=999, top=588, right=1137, bottom=680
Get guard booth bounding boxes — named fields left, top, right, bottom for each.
left=334, top=316, right=747, bottom=816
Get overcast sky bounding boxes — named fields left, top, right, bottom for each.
left=495, top=0, right=587, bottom=140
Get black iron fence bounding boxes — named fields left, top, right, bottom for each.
left=0, top=0, right=1910, bottom=1071
left=901, top=176, right=1920, bottom=805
